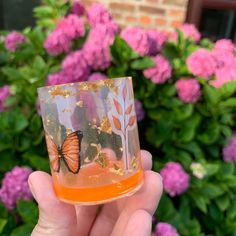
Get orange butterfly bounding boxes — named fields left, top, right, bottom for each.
left=45, top=131, right=83, bottom=174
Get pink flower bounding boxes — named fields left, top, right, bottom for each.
left=83, top=24, right=115, bottom=70
left=148, top=29, right=168, bottom=55
left=134, top=99, right=145, bottom=121
left=0, top=167, right=32, bottom=210
left=223, top=134, right=236, bottom=163
left=0, top=85, right=10, bottom=112
left=62, top=50, right=90, bottom=82
left=214, top=39, right=235, bottom=53
left=87, top=3, right=119, bottom=33
left=120, top=27, right=150, bottom=56
left=155, top=222, right=179, bottom=236
left=160, top=162, right=190, bottom=197
left=175, top=23, right=201, bottom=42
left=187, top=49, right=216, bottom=78
left=46, top=71, right=67, bottom=86
left=4, top=31, right=26, bottom=52
left=88, top=73, right=107, bottom=81
left=44, top=14, right=85, bottom=56
left=175, top=78, right=201, bottom=103
left=144, top=55, right=172, bottom=84
left=71, top=1, right=85, bottom=16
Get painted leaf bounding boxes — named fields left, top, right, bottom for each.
left=128, top=116, right=136, bottom=126
left=125, top=104, right=133, bottom=115
left=113, top=99, right=122, bottom=114
left=123, top=86, right=127, bottom=101
left=112, top=116, right=122, bottom=130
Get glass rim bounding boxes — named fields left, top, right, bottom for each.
left=37, top=76, right=132, bottom=92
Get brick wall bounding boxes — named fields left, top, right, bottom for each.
left=82, top=0, right=189, bottom=31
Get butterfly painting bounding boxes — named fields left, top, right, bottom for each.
left=45, top=131, right=83, bottom=174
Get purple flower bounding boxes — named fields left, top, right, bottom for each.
left=144, top=55, right=172, bottom=84
left=160, top=162, right=190, bottom=197
left=83, top=24, right=115, bottom=70
left=120, top=27, right=150, bottom=56
left=0, top=167, right=32, bottom=210
left=187, top=49, right=216, bottom=79
left=88, top=73, right=107, bottom=81
left=175, top=78, right=201, bottom=103
left=62, top=50, right=90, bottom=82
left=134, top=99, right=145, bottom=121
left=4, top=31, right=26, bottom=52
left=155, top=222, right=179, bottom=236
left=46, top=71, right=67, bottom=86
left=71, top=0, right=85, bottom=16
left=214, top=39, right=235, bottom=53
left=223, top=134, right=236, bottom=163
left=148, top=29, right=168, bottom=55
left=0, top=85, right=10, bottom=112
left=87, top=3, right=119, bottom=33
left=44, top=14, right=85, bottom=56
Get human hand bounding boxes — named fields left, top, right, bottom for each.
left=28, top=150, right=163, bottom=236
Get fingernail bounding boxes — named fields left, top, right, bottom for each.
left=28, top=176, right=37, bottom=201
left=141, top=150, right=152, bottom=159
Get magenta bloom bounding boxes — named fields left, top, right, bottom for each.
left=177, top=23, right=201, bottom=42
left=148, top=29, right=168, bottom=55
left=87, top=3, right=119, bottom=33
left=176, top=78, right=201, bottom=103
left=187, top=49, right=216, bottom=78
left=71, top=0, right=85, bottom=16
left=62, top=50, right=90, bottom=82
left=0, top=167, right=32, bottom=210
left=0, top=85, right=10, bottom=112
left=134, top=99, right=145, bottom=121
left=214, top=39, right=235, bottom=53
left=46, top=71, right=68, bottom=86
left=155, top=222, right=179, bottom=236
left=144, top=55, right=171, bottom=84
left=4, top=31, right=26, bottom=52
left=83, top=24, right=115, bottom=70
left=88, top=73, right=107, bottom=81
left=223, top=134, right=236, bottom=163
left=121, top=27, right=150, bottom=56
left=160, top=162, right=190, bottom=197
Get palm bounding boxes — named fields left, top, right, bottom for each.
left=29, top=150, right=163, bottom=236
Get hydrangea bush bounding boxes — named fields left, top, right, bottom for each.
left=1, top=0, right=236, bottom=235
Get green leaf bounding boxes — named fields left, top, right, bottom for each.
left=107, top=65, right=128, bottom=78
left=205, top=163, right=220, bottom=176
left=220, top=162, right=235, bottom=176
left=191, top=194, right=207, bottom=213
left=131, top=57, right=155, bottom=70
left=174, top=104, right=194, bottom=122
left=0, top=219, right=7, bottom=233
left=162, top=42, right=179, bottom=60
left=203, top=84, right=220, bottom=105
left=1, top=67, right=22, bottom=81
left=219, top=81, right=236, bottom=99
left=215, top=195, right=230, bottom=211
left=17, top=200, right=38, bottom=224
left=10, top=223, right=34, bottom=236
left=201, top=184, right=224, bottom=199
left=209, top=204, right=223, bottom=222
left=220, top=98, right=236, bottom=108
left=178, top=142, right=204, bottom=159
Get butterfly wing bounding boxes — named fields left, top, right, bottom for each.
left=45, top=133, right=60, bottom=172
left=61, top=131, right=83, bottom=174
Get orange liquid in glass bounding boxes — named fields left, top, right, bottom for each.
left=52, top=162, right=144, bottom=204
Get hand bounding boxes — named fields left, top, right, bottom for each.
left=28, top=150, right=163, bottom=236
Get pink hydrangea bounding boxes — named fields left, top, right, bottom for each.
left=46, top=71, right=68, bottom=86
left=83, top=24, right=115, bottom=70
left=143, top=55, right=172, bottom=84
left=155, top=222, right=179, bottom=236
left=0, top=85, right=10, bottom=112
left=160, top=162, right=190, bottom=197
left=88, top=73, right=107, bottom=81
left=134, top=99, right=145, bottom=121
left=214, top=39, right=235, bottom=53
left=175, top=23, right=201, bottom=42
left=175, top=78, right=201, bottom=103
left=121, top=27, right=150, bottom=56
left=187, top=49, right=216, bottom=78
left=62, top=50, right=90, bottom=82
left=148, top=29, right=168, bottom=55
left=71, top=0, right=85, bottom=16
left=223, top=134, right=236, bottom=163
left=44, top=14, right=85, bottom=56
left=87, top=3, right=119, bottom=33
left=0, top=167, right=32, bottom=210
left=4, top=31, right=26, bottom=52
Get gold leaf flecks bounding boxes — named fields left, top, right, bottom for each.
left=62, top=108, right=72, bottom=113
left=99, top=116, right=112, bottom=134
left=84, top=157, right=90, bottom=163
left=109, top=163, right=124, bottom=176
left=95, top=152, right=109, bottom=168
left=66, top=129, right=73, bottom=135
left=76, top=101, right=83, bottom=107
left=49, top=86, right=71, bottom=98
left=131, top=156, right=138, bottom=169
left=79, top=83, right=89, bottom=91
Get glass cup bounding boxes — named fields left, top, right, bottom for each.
left=37, top=77, right=144, bottom=205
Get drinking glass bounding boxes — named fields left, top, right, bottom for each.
left=38, top=77, right=144, bottom=205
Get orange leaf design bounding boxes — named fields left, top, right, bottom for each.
left=125, top=104, right=133, bottom=115
left=113, top=99, right=122, bottom=115
left=122, top=86, right=127, bottom=101
left=128, top=116, right=136, bottom=126
left=112, top=116, right=122, bottom=130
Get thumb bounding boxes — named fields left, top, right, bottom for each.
left=28, top=171, right=77, bottom=236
